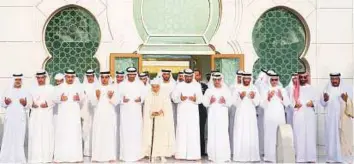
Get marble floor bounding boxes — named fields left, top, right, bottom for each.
left=80, top=155, right=348, bottom=163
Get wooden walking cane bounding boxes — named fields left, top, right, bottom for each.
left=150, top=116, right=156, bottom=162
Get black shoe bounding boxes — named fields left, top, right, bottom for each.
left=201, top=153, right=208, bottom=157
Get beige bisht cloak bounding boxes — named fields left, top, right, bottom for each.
left=340, top=98, right=354, bottom=157
left=142, top=90, right=175, bottom=157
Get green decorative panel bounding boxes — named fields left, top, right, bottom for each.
left=133, top=0, right=220, bottom=45
left=114, top=58, right=139, bottom=73
left=142, top=0, right=209, bottom=35
left=215, top=58, right=240, bottom=86
left=44, top=6, right=100, bottom=83
left=252, top=7, right=307, bottom=85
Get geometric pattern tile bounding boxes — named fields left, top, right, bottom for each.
left=44, top=6, right=101, bottom=83
left=252, top=7, right=307, bottom=86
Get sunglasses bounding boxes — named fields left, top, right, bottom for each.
left=270, top=79, right=278, bottom=81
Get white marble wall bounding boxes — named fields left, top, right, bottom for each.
left=0, top=0, right=352, bottom=154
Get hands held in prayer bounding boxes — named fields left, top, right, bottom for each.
left=341, top=93, right=348, bottom=102
left=219, top=96, right=226, bottom=104
left=239, top=91, right=246, bottom=100
left=96, top=90, right=101, bottom=100
left=19, top=98, right=27, bottom=107
left=32, top=102, right=39, bottom=108
left=294, top=103, right=302, bottom=109
left=4, top=97, right=12, bottom=105
left=73, top=93, right=80, bottom=102
left=60, top=94, right=68, bottom=102
left=151, top=110, right=164, bottom=117
left=108, top=91, right=114, bottom=99
left=277, top=89, right=283, bottom=100
left=306, top=100, right=314, bottom=107
left=123, top=96, right=129, bottom=103
left=249, top=91, right=255, bottom=99
left=323, top=93, right=329, bottom=102
left=180, top=94, right=187, bottom=101
left=135, top=97, right=141, bottom=103
left=267, top=91, right=274, bottom=101
left=40, top=101, right=48, bottom=108
left=188, top=94, right=197, bottom=102
left=151, top=112, right=160, bottom=117
left=210, top=96, right=216, bottom=104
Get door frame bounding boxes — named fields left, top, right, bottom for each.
left=110, top=53, right=143, bottom=76
left=210, top=54, right=245, bottom=71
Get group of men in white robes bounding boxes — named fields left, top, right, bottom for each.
left=0, top=67, right=353, bottom=163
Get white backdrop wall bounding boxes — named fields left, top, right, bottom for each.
left=0, top=0, right=353, bottom=154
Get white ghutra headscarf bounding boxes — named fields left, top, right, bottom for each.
left=32, top=70, right=50, bottom=87
left=324, top=73, right=353, bottom=100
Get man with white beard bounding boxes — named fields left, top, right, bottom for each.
left=0, top=73, right=30, bottom=163
left=285, top=73, right=299, bottom=126
left=320, top=73, right=353, bottom=163
left=202, top=72, right=232, bottom=162
left=53, top=69, right=83, bottom=163
left=261, top=70, right=290, bottom=162
left=232, top=72, right=260, bottom=162
left=28, top=70, right=55, bottom=163
left=119, top=67, right=145, bottom=162
left=228, top=70, right=243, bottom=156
left=291, top=71, right=317, bottom=163
left=159, top=69, right=177, bottom=131
left=172, top=68, right=203, bottom=160
left=91, top=71, right=119, bottom=162
left=142, top=78, right=175, bottom=162
left=81, top=69, right=98, bottom=157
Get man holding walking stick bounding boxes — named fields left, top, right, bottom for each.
left=142, top=79, right=175, bottom=162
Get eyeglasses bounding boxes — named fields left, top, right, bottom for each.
left=270, top=79, right=278, bottom=81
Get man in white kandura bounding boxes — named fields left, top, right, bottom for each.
left=81, top=69, right=99, bottom=157
left=53, top=73, right=64, bottom=130
left=228, top=70, right=243, bottom=156
left=203, top=72, right=232, bottom=162
left=54, top=73, right=64, bottom=86
left=254, top=68, right=269, bottom=157
left=28, top=70, right=55, bottom=163
left=285, top=73, right=299, bottom=126
left=91, top=71, right=119, bottom=162
left=261, top=70, right=290, bottom=162
left=177, top=71, right=184, bottom=83
left=232, top=72, right=260, bottom=162
left=0, top=73, right=30, bottom=163
left=159, top=69, right=177, bottom=130
left=114, top=70, right=124, bottom=159
left=142, top=78, right=175, bottom=162
left=291, top=71, right=317, bottom=163
left=119, top=67, right=145, bottom=162
left=139, top=72, right=151, bottom=100
left=172, top=68, right=203, bottom=160
left=53, top=69, right=83, bottom=163
left=320, top=73, right=353, bottom=163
